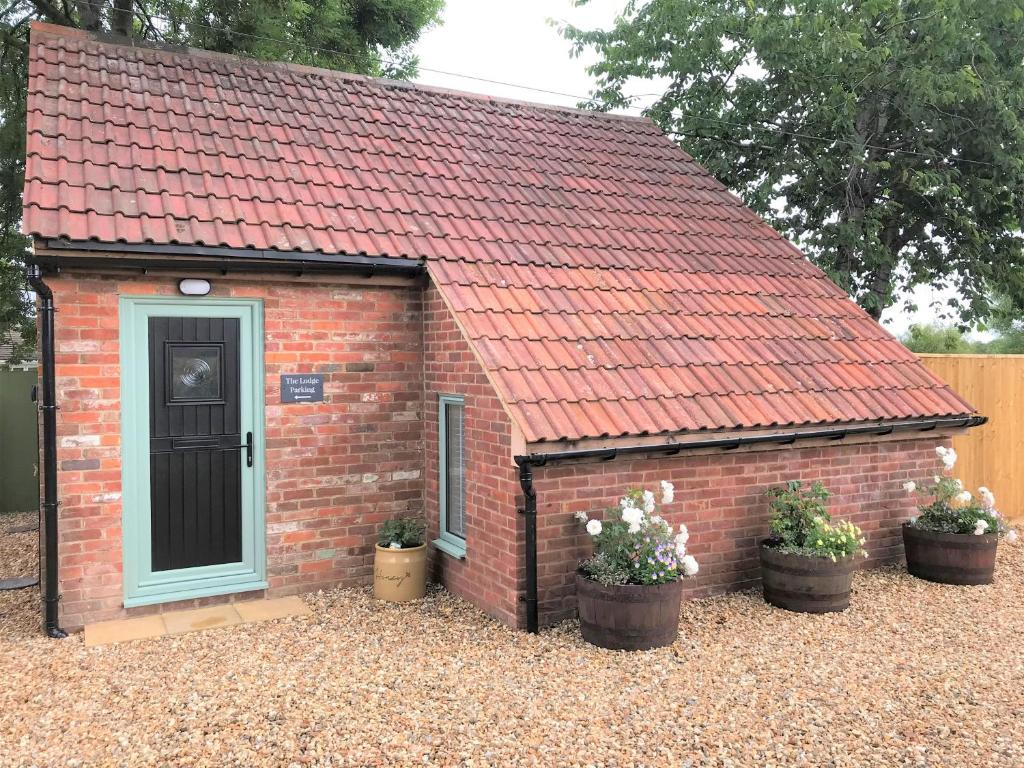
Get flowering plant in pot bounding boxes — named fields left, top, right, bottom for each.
left=573, top=481, right=699, bottom=650
left=373, top=517, right=427, bottom=602
left=759, top=480, right=867, bottom=613
left=901, top=446, right=1017, bottom=585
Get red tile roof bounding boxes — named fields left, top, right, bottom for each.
left=23, top=23, right=974, bottom=443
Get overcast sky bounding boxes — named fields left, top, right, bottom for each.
left=412, top=0, right=951, bottom=337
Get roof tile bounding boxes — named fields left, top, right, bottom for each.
left=23, top=24, right=974, bottom=443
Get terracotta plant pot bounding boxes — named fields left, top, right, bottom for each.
left=902, top=523, right=998, bottom=585
left=759, top=540, right=857, bottom=613
left=575, top=572, right=683, bottom=651
left=373, top=543, right=427, bottom=602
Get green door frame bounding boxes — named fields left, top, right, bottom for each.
left=119, top=296, right=267, bottom=607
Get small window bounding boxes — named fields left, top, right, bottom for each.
left=436, top=394, right=466, bottom=558
left=165, top=342, right=224, bottom=404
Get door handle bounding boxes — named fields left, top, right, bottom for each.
left=221, top=431, right=253, bottom=467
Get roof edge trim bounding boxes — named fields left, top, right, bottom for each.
left=514, top=415, right=985, bottom=466
left=32, top=239, right=424, bottom=275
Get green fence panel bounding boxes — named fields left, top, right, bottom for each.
left=0, top=368, right=39, bottom=514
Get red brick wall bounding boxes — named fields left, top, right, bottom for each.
left=47, top=271, right=423, bottom=630
left=422, top=283, right=522, bottom=627
left=42, top=267, right=957, bottom=634
left=532, top=436, right=951, bottom=625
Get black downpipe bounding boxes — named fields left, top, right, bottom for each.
left=516, top=459, right=541, bottom=634
left=26, top=265, right=67, bottom=639
left=512, top=414, right=986, bottom=635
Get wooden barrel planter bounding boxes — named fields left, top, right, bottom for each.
left=575, top=573, right=683, bottom=651
left=902, top=523, right=998, bottom=585
left=759, top=541, right=857, bottom=613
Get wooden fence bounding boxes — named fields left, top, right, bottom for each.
left=0, top=367, right=39, bottom=514
left=919, top=354, right=1024, bottom=521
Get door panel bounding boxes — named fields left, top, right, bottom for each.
left=121, top=297, right=265, bottom=608
left=147, top=316, right=243, bottom=571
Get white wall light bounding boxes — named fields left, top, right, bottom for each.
left=178, top=278, right=212, bottom=296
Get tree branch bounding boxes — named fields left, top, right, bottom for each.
left=28, top=0, right=72, bottom=24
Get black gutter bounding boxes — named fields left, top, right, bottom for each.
left=26, top=264, right=68, bottom=639
left=513, top=414, right=986, bottom=634
left=32, top=240, right=425, bottom=277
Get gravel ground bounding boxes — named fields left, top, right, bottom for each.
left=0, top=532, right=1021, bottom=767
left=0, top=511, right=39, bottom=640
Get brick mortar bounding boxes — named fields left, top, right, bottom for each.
left=47, top=272, right=424, bottom=629
left=42, top=271, right=952, bottom=633
left=422, top=283, right=522, bottom=627
left=530, top=436, right=951, bottom=626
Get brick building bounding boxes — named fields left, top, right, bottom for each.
left=23, top=23, right=980, bottom=633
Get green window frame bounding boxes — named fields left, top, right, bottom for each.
left=435, top=394, right=467, bottom=559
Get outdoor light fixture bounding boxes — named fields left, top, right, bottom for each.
left=178, top=278, right=211, bottom=296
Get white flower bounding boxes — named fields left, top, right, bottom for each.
left=621, top=507, right=644, bottom=536
left=650, top=515, right=664, bottom=527
left=933, top=476, right=941, bottom=484
left=1007, top=529, right=1019, bottom=544
left=908, top=515, right=918, bottom=525
left=586, top=519, right=603, bottom=536
left=979, top=488, right=996, bottom=509
left=935, top=446, right=948, bottom=458
left=903, top=481, right=916, bottom=494
left=942, top=449, right=957, bottom=470
left=957, top=490, right=972, bottom=505
left=674, top=528, right=689, bottom=556
left=974, top=519, right=989, bottom=535
left=681, top=555, right=699, bottom=577
left=660, top=480, right=675, bottom=505
left=573, top=510, right=589, bottom=524
left=642, top=490, right=656, bottom=514
left=621, top=506, right=644, bottom=527
left=620, top=496, right=635, bottom=511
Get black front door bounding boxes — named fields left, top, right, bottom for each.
left=148, top=317, right=248, bottom=571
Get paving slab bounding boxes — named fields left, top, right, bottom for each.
left=234, top=595, right=310, bottom=622
left=162, top=605, right=242, bottom=635
left=84, top=615, right=166, bottom=647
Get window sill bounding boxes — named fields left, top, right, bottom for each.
left=432, top=537, right=466, bottom=560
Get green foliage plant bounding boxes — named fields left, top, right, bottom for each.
left=765, top=480, right=866, bottom=561
left=378, top=517, right=426, bottom=549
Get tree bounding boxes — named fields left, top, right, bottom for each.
left=901, top=290, right=1024, bottom=353
left=563, top=1, right=1024, bottom=323
left=977, top=293, right=1024, bottom=353
left=0, top=0, right=443, bottom=366
left=901, top=324, right=973, bottom=354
